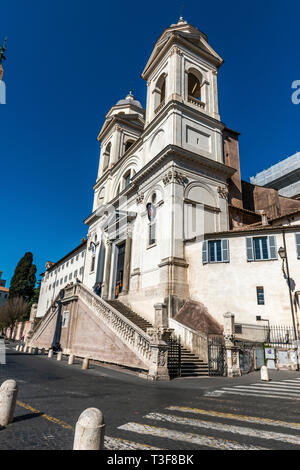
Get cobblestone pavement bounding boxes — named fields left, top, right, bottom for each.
left=1, top=342, right=300, bottom=450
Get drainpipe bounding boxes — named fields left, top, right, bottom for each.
left=282, top=229, right=298, bottom=341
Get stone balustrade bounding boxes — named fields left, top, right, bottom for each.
left=187, top=95, right=205, bottom=109
left=75, top=284, right=153, bottom=366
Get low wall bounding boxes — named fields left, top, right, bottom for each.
left=5, top=321, right=33, bottom=342
left=169, top=317, right=208, bottom=362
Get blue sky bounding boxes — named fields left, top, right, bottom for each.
left=1, top=0, right=299, bottom=286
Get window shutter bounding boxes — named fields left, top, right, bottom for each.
left=295, top=233, right=300, bottom=259
left=246, top=237, right=254, bottom=261
left=268, top=235, right=277, bottom=259
left=202, top=240, right=208, bottom=264
left=221, top=239, right=229, bottom=262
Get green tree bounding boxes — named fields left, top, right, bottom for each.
left=0, top=297, right=28, bottom=338
left=26, top=280, right=41, bottom=319
left=9, top=252, right=37, bottom=302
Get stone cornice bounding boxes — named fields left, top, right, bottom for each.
left=97, top=114, right=144, bottom=142
left=142, top=31, right=223, bottom=81
left=94, top=97, right=227, bottom=192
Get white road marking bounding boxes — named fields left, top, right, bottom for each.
left=253, top=382, right=300, bottom=389
left=214, top=390, right=300, bottom=401
left=104, top=436, right=162, bottom=450
left=118, top=422, right=267, bottom=450
left=230, top=386, right=300, bottom=396
left=145, top=413, right=300, bottom=446
left=167, top=406, right=300, bottom=431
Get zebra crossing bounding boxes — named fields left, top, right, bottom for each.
left=205, top=377, right=300, bottom=401
left=104, top=399, right=300, bottom=450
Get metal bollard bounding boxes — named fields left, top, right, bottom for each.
left=57, top=352, right=62, bottom=361
left=82, top=357, right=89, bottom=370
left=68, top=354, right=74, bottom=365
left=73, top=408, right=105, bottom=450
left=260, top=365, right=270, bottom=381
left=48, top=349, right=53, bottom=358
left=0, top=380, right=18, bottom=426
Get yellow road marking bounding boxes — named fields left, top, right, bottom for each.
left=17, top=401, right=74, bottom=431
left=167, top=406, right=300, bottom=430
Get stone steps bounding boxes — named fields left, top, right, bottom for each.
left=106, top=300, right=209, bottom=377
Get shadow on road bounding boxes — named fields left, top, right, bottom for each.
left=13, top=412, right=43, bottom=423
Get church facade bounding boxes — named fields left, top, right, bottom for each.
left=32, top=18, right=300, bottom=378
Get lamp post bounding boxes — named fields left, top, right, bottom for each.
left=278, top=233, right=298, bottom=341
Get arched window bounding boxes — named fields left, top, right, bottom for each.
left=188, top=72, right=202, bottom=101
left=98, top=187, right=105, bottom=206
left=103, top=143, right=111, bottom=172
left=124, top=140, right=135, bottom=153
left=123, top=170, right=131, bottom=188
left=154, top=74, right=166, bottom=114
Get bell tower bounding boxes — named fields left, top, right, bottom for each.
left=142, top=17, right=223, bottom=125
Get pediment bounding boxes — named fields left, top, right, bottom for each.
left=142, top=24, right=223, bottom=79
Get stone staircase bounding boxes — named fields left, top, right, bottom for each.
left=180, top=348, right=209, bottom=377
left=107, top=300, right=153, bottom=332
left=108, top=300, right=209, bottom=377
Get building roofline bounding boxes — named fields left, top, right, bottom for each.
left=44, top=239, right=87, bottom=273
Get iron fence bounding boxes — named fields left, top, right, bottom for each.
left=208, top=335, right=226, bottom=376
left=264, top=325, right=299, bottom=349
left=167, top=336, right=181, bottom=379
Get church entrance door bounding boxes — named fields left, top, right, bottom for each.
left=114, top=242, right=125, bottom=298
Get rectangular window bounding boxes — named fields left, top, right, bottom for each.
left=295, top=233, right=300, bottom=258
left=209, top=240, right=222, bottom=262
left=62, top=311, right=69, bottom=328
left=246, top=236, right=277, bottom=262
left=74, top=270, right=78, bottom=278
left=81, top=252, right=85, bottom=258
left=60, top=278, right=63, bottom=285
left=257, top=286, right=265, bottom=305
left=71, top=258, right=74, bottom=264
left=253, top=237, right=269, bottom=260
left=76, top=255, right=79, bottom=261
left=69, top=273, right=72, bottom=280
left=79, top=267, right=84, bottom=275
left=148, top=223, right=156, bottom=246
left=90, top=256, right=95, bottom=272
left=64, top=275, right=67, bottom=283
left=202, top=239, right=229, bottom=264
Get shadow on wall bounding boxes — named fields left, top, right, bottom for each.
left=175, top=300, right=223, bottom=335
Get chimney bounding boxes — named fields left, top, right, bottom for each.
left=260, top=210, right=269, bottom=226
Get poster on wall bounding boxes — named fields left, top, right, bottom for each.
left=265, top=348, right=275, bottom=359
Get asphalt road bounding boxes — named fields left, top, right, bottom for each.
left=1, top=342, right=300, bottom=451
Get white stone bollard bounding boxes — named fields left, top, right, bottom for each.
left=73, top=408, right=105, bottom=450
left=57, top=352, right=62, bottom=361
left=23, top=346, right=27, bottom=353
left=68, top=354, right=74, bottom=365
left=28, top=346, right=33, bottom=354
left=16, top=345, right=19, bottom=351
left=260, top=365, right=270, bottom=381
left=19, top=345, right=23, bottom=352
left=0, top=380, right=18, bottom=426
left=48, top=349, right=53, bottom=358
left=82, top=357, right=89, bottom=370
